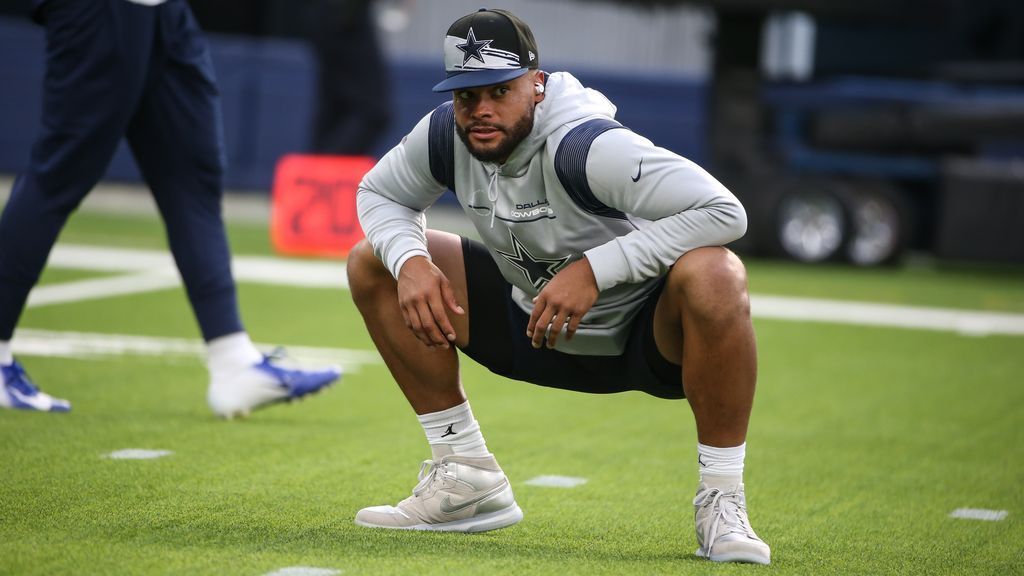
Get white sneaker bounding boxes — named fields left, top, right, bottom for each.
left=0, top=360, right=71, bottom=413
left=693, top=482, right=771, bottom=564
left=355, top=453, right=523, bottom=533
left=207, top=353, right=341, bottom=418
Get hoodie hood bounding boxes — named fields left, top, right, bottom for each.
left=499, top=71, right=617, bottom=176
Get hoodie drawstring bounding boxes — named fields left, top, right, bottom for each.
left=486, top=168, right=499, bottom=228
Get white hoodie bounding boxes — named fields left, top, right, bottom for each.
left=357, top=71, right=746, bottom=355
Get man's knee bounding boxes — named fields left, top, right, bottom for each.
left=346, top=239, right=391, bottom=300
left=668, top=247, right=750, bottom=322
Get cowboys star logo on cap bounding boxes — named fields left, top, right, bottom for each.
left=456, top=28, right=492, bottom=66
left=432, top=8, right=540, bottom=93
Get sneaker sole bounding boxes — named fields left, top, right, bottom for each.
left=697, top=548, right=771, bottom=565
left=354, top=503, right=523, bottom=533
left=211, top=380, right=338, bottom=419
left=3, top=399, right=72, bottom=412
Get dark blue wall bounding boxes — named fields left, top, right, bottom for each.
left=0, top=16, right=708, bottom=192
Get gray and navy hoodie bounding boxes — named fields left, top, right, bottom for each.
left=357, top=71, right=746, bottom=355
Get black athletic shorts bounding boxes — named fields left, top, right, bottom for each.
left=458, top=237, right=684, bottom=400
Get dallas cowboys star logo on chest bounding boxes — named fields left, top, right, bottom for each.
left=456, top=27, right=492, bottom=66
left=495, top=230, right=571, bottom=289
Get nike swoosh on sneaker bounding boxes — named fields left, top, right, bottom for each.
left=438, top=481, right=509, bottom=515
left=7, top=387, right=34, bottom=408
left=7, top=386, right=64, bottom=411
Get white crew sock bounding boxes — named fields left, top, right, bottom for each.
left=418, top=400, right=490, bottom=459
left=0, top=340, right=11, bottom=365
left=206, top=332, right=263, bottom=380
left=698, top=442, right=746, bottom=489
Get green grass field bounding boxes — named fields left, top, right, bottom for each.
left=2, top=205, right=1023, bottom=575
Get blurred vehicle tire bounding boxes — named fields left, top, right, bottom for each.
left=841, top=180, right=909, bottom=266
left=769, top=178, right=850, bottom=263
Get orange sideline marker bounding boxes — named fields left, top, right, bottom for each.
left=270, top=154, right=376, bottom=258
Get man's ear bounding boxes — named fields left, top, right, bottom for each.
left=533, top=71, right=546, bottom=102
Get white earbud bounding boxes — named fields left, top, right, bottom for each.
left=535, top=83, right=545, bottom=95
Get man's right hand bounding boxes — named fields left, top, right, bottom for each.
left=396, top=255, right=465, bottom=349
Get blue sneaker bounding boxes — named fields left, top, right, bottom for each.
left=207, top=351, right=341, bottom=418
left=0, top=360, right=72, bottom=413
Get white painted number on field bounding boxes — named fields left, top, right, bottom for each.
left=949, top=508, right=1008, bottom=521
left=104, top=449, right=173, bottom=460
left=525, top=475, right=589, bottom=488
left=263, top=568, right=341, bottom=576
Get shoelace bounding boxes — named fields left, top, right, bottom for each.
left=259, top=348, right=297, bottom=387
left=3, top=363, right=39, bottom=395
left=694, top=487, right=756, bottom=546
left=411, top=459, right=452, bottom=498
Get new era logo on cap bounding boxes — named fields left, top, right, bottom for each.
left=433, top=8, right=540, bottom=93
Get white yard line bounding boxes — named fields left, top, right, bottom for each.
left=27, top=244, right=346, bottom=308
left=231, top=255, right=347, bottom=289
left=750, top=295, right=1024, bottom=337
left=11, top=328, right=382, bottom=371
left=46, top=244, right=178, bottom=272
left=27, top=271, right=182, bottom=308
left=25, top=243, right=1024, bottom=337
left=46, top=243, right=347, bottom=289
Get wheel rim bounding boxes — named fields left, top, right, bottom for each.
left=777, top=190, right=846, bottom=262
left=847, top=194, right=900, bottom=266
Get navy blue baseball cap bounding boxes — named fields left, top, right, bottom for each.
left=432, top=8, right=540, bottom=93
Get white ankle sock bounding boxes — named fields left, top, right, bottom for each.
left=698, top=442, right=745, bottom=488
left=206, top=332, right=263, bottom=379
left=418, top=401, right=489, bottom=459
left=0, top=340, right=11, bottom=365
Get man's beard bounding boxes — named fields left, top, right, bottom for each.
left=456, top=107, right=534, bottom=164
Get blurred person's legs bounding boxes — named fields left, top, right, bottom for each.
left=127, top=0, right=341, bottom=418
left=0, top=0, right=158, bottom=412
left=0, top=0, right=340, bottom=415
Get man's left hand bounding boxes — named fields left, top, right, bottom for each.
left=527, top=257, right=599, bottom=349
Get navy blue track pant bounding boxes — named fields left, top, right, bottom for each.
left=0, top=0, right=243, bottom=341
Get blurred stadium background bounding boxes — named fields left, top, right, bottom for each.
left=2, top=0, right=1023, bottom=266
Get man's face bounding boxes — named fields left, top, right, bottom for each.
left=453, top=72, right=542, bottom=164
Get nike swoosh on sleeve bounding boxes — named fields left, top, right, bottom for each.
left=631, top=158, right=643, bottom=182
